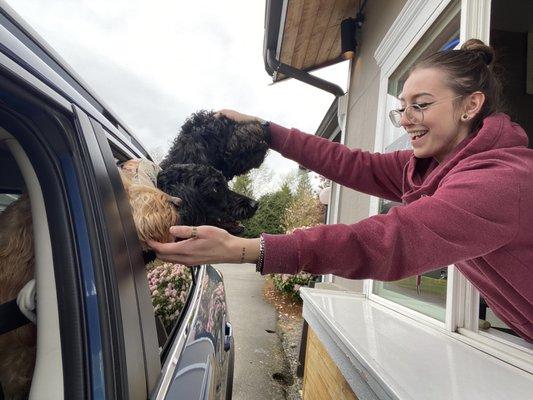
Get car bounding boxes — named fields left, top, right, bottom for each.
left=0, top=1, right=234, bottom=399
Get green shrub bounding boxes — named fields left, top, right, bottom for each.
left=271, top=272, right=317, bottom=302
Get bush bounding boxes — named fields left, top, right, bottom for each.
left=271, top=272, right=317, bottom=302
left=270, top=224, right=323, bottom=301
left=241, top=184, right=293, bottom=237
left=146, top=262, right=192, bottom=330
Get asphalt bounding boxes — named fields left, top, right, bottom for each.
left=215, top=263, right=289, bottom=400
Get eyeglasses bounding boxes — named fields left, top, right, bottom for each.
left=388, top=95, right=462, bottom=128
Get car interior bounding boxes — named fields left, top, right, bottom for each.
left=0, top=121, right=199, bottom=398
left=0, top=126, right=63, bottom=399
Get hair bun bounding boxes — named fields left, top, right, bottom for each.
left=461, top=38, right=494, bottom=66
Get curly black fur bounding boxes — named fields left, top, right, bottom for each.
left=157, top=163, right=258, bottom=235
left=160, top=110, right=269, bottom=180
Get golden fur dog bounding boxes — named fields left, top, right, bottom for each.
left=0, top=162, right=179, bottom=399
left=0, top=194, right=36, bottom=400
left=120, top=167, right=181, bottom=250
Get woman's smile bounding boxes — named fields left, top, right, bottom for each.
left=408, top=129, right=429, bottom=143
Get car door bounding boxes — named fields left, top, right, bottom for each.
left=72, top=107, right=163, bottom=398
left=80, top=112, right=238, bottom=400
left=152, top=265, right=234, bottom=400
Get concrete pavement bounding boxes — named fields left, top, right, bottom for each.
left=215, top=263, right=289, bottom=400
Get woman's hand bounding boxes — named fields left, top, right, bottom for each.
left=214, top=109, right=262, bottom=124
left=147, top=225, right=260, bottom=266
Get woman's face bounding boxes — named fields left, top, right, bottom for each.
left=399, top=67, right=468, bottom=162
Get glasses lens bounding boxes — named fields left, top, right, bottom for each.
left=389, top=110, right=402, bottom=127
left=405, top=105, right=423, bottom=125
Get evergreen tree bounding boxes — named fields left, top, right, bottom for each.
left=295, top=170, right=314, bottom=197
left=283, top=171, right=325, bottom=231
left=230, top=173, right=254, bottom=198
left=241, top=182, right=293, bottom=238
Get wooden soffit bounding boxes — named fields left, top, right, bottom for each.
left=273, top=0, right=356, bottom=82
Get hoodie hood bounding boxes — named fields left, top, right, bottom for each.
left=402, top=113, right=529, bottom=204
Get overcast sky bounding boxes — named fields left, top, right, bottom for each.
left=9, top=0, right=348, bottom=192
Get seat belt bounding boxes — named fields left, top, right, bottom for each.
left=0, top=299, right=31, bottom=335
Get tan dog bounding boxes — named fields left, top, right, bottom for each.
left=0, top=194, right=36, bottom=400
left=119, top=163, right=181, bottom=250
left=0, top=161, right=179, bottom=399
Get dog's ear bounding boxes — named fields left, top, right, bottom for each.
left=217, top=122, right=269, bottom=179
left=157, top=164, right=184, bottom=191
left=169, top=196, right=182, bottom=207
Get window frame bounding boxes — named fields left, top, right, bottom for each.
left=0, top=80, right=88, bottom=399
left=366, top=0, right=460, bottom=331
left=104, top=129, right=198, bottom=355
left=370, top=1, right=461, bottom=326
left=367, top=0, right=533, bottom=371
left=80, top=111, right=165, bottom=394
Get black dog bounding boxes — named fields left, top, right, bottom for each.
left=160, top=110, right=269, bottom=180
left=157, top=163, right=258, bottom=235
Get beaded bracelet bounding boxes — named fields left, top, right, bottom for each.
left=255, top=235, right=265, bottom=273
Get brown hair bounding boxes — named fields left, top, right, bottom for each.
left=412, top=38, right=502, bottom=131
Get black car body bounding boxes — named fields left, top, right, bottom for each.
left=0, top=1, right=234, bottom=399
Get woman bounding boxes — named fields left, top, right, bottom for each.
left=149, top=39, right=533, bottom=342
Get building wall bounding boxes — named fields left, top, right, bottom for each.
left=332, top=0, right=407, bottom=290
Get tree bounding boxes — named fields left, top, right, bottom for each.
left=241, top=182, right=293, bottom=238
left=283, top=171, right=325, bottom=231
left=295, top=169, right=314, bottom=197
left=230, top=173, right=254, bottom=198
left=249, top=163, right=276, bottom=198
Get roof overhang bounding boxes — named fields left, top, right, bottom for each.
left=263, top=0, right=357, bottom=83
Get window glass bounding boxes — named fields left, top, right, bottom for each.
left=146, top=261, right=194, bottom=335
left=478, top=296, right=520, bottom=338
left=372, top=2, right=460, bottom=322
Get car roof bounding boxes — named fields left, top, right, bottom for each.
left=0, top=1, right=151, bottom=159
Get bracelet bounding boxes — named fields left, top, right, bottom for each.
left=256, top=235, right=265, bottom=273
left=258, top=119, right=271, bottom=145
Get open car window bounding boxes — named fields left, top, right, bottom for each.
left=108, top=141, right=196, bottom=355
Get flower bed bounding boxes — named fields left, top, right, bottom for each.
left=270, top=225, right=321, bottom=302
left=271, top=272, right=317, bottom=302
left=146, top=261, right=192, bottom=330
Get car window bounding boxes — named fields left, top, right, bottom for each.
left=109, top=142, right=196, bottom=352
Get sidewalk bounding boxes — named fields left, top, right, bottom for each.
left=215, top=263, right=292, bottom=400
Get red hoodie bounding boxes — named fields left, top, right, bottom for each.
left=261, top=113, right=533, bottom=342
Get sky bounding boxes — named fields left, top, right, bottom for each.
left=8, top=0, right=349, bottom=193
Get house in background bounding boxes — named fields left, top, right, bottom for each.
left=263, top=0, right=533, bottom=399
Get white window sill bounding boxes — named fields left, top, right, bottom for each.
left=300, top=287, right=533, bottom=400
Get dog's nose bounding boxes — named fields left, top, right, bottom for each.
left=249, top=200, right=259, bottom=211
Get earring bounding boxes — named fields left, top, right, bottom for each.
left=461, top=113, right=469, bottom=121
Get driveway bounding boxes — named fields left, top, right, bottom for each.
left=215, top=263, right=288, bottom=400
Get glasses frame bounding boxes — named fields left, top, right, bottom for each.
left=388, top=95, right=463, bottom=128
